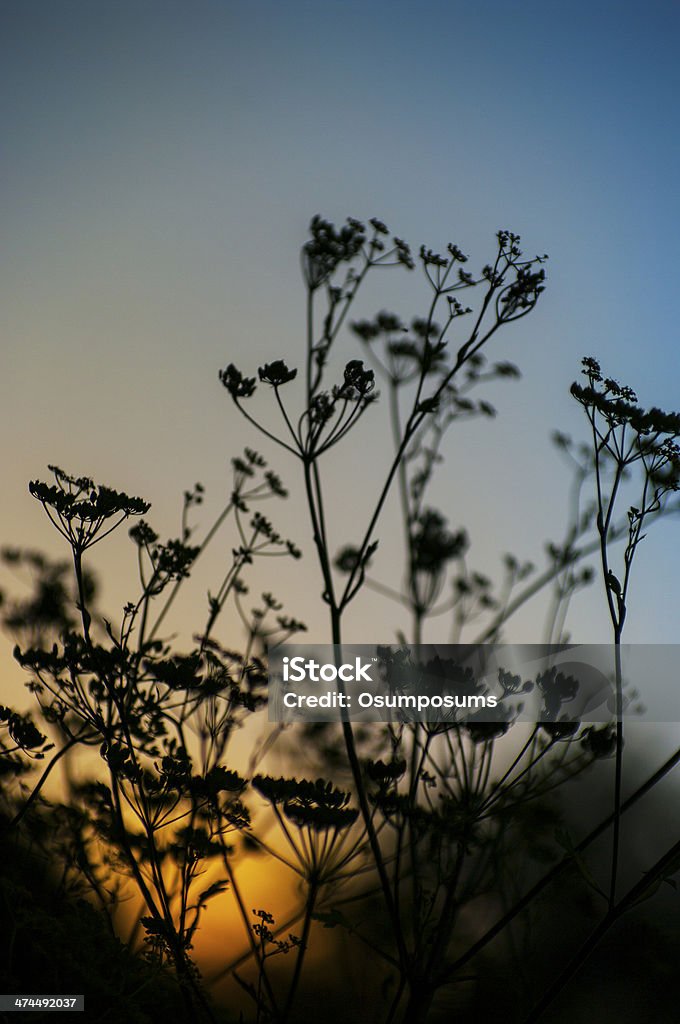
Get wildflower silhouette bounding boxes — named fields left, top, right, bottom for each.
left=2, top=220, right=680, bottom=1024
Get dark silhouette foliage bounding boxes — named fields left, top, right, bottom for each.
left=1, top=217, right=679, bottom=1024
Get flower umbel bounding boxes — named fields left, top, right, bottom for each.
left=258, top=361, right=298, bottom=387
left=29, top=466, right=150, bottom=552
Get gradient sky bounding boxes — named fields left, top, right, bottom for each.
left=3, top=0, right=680, bottom=693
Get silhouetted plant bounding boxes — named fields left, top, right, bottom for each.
left=3, top=451, right=306, bottom=1022
left=3, top=218, right=680, bottom=1024
left=220, top=217, right=612, bottom=1021
left=519, top=360, right=680, bottom=1020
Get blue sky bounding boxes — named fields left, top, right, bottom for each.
left=2, top=0, right=680, bottom=659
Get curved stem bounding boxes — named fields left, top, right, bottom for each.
left=8, top=729, right=90, bottom=829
